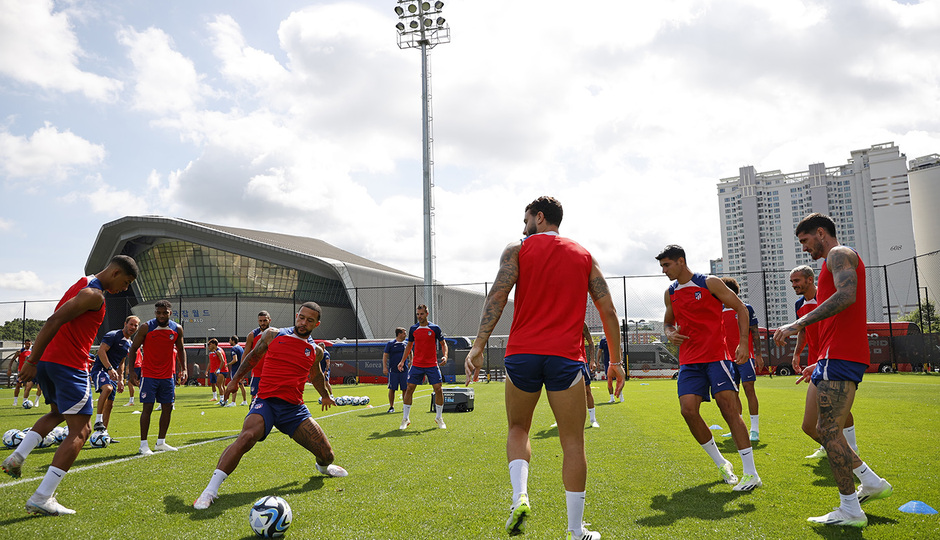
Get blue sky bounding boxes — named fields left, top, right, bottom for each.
left=2, top=0, right=940, bottom=321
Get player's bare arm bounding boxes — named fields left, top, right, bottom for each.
left=775, top=247, right=858, bottom=345
left=439, top=338, right=448, bottom=366
left=465, top=242, right=521, bottom=371
left=175, top=327, right=188, bottom=383
left=663, top=290, right=688, bottom=345
left=308, top=346, right=335, bottom=409
left=749, top=323, right=764, bottom=370
left=582, top=324, right=595, bottom=369
left=792, top=329, right=806, bottom=371
left=398, top=341, right=414, bottom=371
left=21, top=287, right=105, bottom=383
left=382, top=352, right=389, bottom=375
left=231, top=327, right=276, bottom=383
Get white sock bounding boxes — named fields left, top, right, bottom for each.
left=15, top=430, right=44, bottom=460
left=853, top=462, right=882, bottom=487
left=749, top=415, right=759, bottom=433
left=156, top=438, right=165, bottom=446
left=508, top=459, right=529, bottom=505
left=96, top=414, right=104, bottom=423
left=609, top=394, right=615, bottom=401
left=565, top=491, right=586, bottom=534
left=34, top=466, right=66, bottom=499
left=129, top=397, right=134, bottom=404
left=844, top=426, right=858, bottom=453
left=206, top=468, right=228, bottom=494
left=12, top=398, right=17, bottom=405
left=700, top=437, right=726, bottom=467
left=403, top=404, right=411, bottom=420
left=840, top=491, right=863, bottom=516
left=435, top=403, right=443, bottom=419
left=588, top=408, right=596, bottom=423
left=140, top=440, right=149, bottom=451
left=738, top=447, right=757, bottom=476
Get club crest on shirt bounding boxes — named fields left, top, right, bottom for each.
left=305, top=348, right=312, bottom=357
left=694, top=291, right=702, bottom=300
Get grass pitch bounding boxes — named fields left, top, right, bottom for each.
left=1, top=374, right=939, bottom=539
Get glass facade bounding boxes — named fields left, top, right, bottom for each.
left=135, top=240, right=351, bottom=308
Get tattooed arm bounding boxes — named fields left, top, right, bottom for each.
left=589, top=257, right=621, bottom=371
left=464, top=242, right=521, bottom=370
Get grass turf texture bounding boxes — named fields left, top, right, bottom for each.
left=1, top=374, right=939, bottom=539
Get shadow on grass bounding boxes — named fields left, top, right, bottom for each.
left=803, top=460, right=838, bottom=488
left=715, top=436, right=767, bottom=453
left=166, top=475, right=333, bottom=521
left=636, top=482, right=755, bottom=527
left=806, top=512, right=898, bottom=538
left=366, top=427, right=437, bottom=440
left=0, top=514, right=41, bottom=527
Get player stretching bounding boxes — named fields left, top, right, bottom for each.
left=398, top=304, right=448, bottom=430
left=193, top=302, right=347, bottom=509
left=128, top=300, right=187, bottom=455
left=465, top=196, right=621, bottom=539
left=92, top=316, right=140, bottom=438
left=2, top=256, right=137, bottom=516
left=719, top=278, right=764, bottom=442
left=789, top=265, right=860, bottom=459
left=246, top=311, right=272, bottom=402
left=9, top=339, right=41, bottom=407
left=658, top=245, right=762, bottom=492
left=382, top=327, right=409, bottom=413
left=774, top=214, right=891, bottom=527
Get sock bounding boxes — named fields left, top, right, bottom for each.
left=156, top=438, right=165, bottom=446
left=213, top=391, right=218, bottom=399
left=96, top=414, right=104, bottom=423
left=34, top=466, right=67, bottom=499
left=700, top=437, right=726, bottom=467
left=750, top=415, right=759, bottom=433
left=843, top=426, right=858, bottom=453
left=853, top=462, right=882, bottom=487
left=588, top=408, right=596, bottom=423
left=840, top=491, right=863, bottom=516
left=12, top=398, right=17, bottom=405
left=129, top=397, right=134, bottom=404
left=435, top=403, right=444, bottom=419
left=403, top=404, right=411, bottom=420
left=738, top=447, right=757, bottom=476
left=15, top=430, right=43, bottom=460
left=140, top=440, right=149, bottom=451
left=565, top=491, right=586, bottom=534
left=206, top=469, right=228, bottom=495
left=508, top=459, right=529, bottom=505
left=609, top=394, right=615, bottom=401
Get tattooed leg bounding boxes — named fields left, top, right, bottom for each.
left=816, top=380, right=862, bottom=494
left=292, top=418, right=335, bottom=467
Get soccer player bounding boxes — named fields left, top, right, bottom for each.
left=774, top=213, right=891, bottom=528
left=92, top=316, right=140, bottom=436
left=223, top=335, right=248, bottom=406
left=245, top=310, right=272, bottom=400
left=127, top=300, right=187, bottom=455
left=382, top=327, right=409, bottom=413
left=319, top=345, right=334, bottom=397
left=552, top=324, right=601, bottom=429
left=464, top=196, right=621, bottom=540
left=719, top=277, right=764, bottom=442
left=208, top=339, right=229, bottom=405
left=397, top=304, right=448, bottom=430
left=1, top=255, right=138, bottom=516
left=193, top=302, right=347, bottom=509
left=658, top=245, right=762, bottom=492
left=123, top=347, right=142, bottom=406
left=789, top=265, right=859, bottom=459
left=9, top=339, right=42, bottom=407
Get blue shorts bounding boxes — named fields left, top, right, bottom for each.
left=677, top=361, right=739, bottom=402
left=35, top=362, right=93, bottom=415
left=140, top=377, right=176, bottom=404
left=583, top=363, right=592, bottom=387
left=92, top=369, right=117, bottom=400
left=408, top=365, right=443, bottom=386
left=209, top=372, right=228, bottom=384
left=388, top=369, right=408, bottom=391
left=250, top=377, right=261, bottom=396
left=736, top=359, right=757, bottom=383
left=133, top=367, right=142, bottom=380
left=811, top=359, right=866, bottom=387
left=249, top=397, right=313, bottom=441
left=504, top=354, right=585, bottom=393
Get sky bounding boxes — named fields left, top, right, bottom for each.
left=2, top=0, right=940, bottom=321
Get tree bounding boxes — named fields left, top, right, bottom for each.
left=0, top=318, right=45, bottom=342
left=898, top=301, right=940, bottom=334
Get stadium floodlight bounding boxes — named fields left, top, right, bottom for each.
left=393, top=0, right=450, bottom=318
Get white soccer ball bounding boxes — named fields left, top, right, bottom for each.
left=362, top=396, right=370, bottom=405
left=22, top=400, right=33, bottom=410
left=249, top=495, right=293, bottom=537
left=351, top=396, right=361, bottom=406
left=2, top=429, right=23, bottom=449
left=51, top=426, right=68, bottom=444
left=89, top=431, right=111, bottom=448
left=38, top=432, right=57, bottom=448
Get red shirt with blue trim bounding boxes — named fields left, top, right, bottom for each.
left=722, top=303, right=758, bottom=358
left=795, top=296, right=819, bottom=362
left=669, top=273, right=730, bottom=365
left=42, top=276, right=106, bottom=371
left=816, top=249, right=868, bottom=365
left=258, top=328, right=318, bottom=405
left=407, top=324, right=444, bottom=368
left=249, top=326, right=268, bottom=378
left=141, top=319, right=181, bottom=378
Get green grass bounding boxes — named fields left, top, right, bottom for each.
left=1, top=374, right=939, bottom=539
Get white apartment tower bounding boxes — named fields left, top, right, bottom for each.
left=716, top=142, right=918, bottom=327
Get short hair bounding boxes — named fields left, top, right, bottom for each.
left=229, top=335, right=239, bottom=343
left=110, top=255, right=139, bottom=279
left=655, top=245, right=686, bottom=262
left=416, top=304, right=428, bottom=312
left=125, top=315, right=140, bottom=324
left=790, top=265, right=815, bottom=280
left=524, top=196, right=563, bottom=226
left=155, top=299, right=172, bottom=310
left=395, top=327, right=406, bottom=337
left=721, top=277, right=740, bottom=295
left=300, top=301, right=322, bottom=320
left=208, top=338, right=218, bottom=345
left=258, top=311, right=270, bottom=318
left=24, top=339, right=31, bottom=343
left=795, top=212, right=836, bottom=238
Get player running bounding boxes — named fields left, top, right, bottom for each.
left=775, top=213, right=891, bottom=528
left=193, top=302, right=347, bottom=509
left=2, top=255, right=137, bottom=516
left=397, top=304, right=449, bottom=430
left=91, top=316, right=140, bottom=438
left=719, top=277, right=764, bottom=442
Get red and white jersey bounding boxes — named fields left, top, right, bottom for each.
left=506, top=232, right=592, bottom=362
left=669, top=273, right=730, bottom=365
left=817, top=249, right=868, bottom=365
left=141, top=319, right=181, bottom=378
left=722, top=303, right=758, bottom=359
left=42, top=276, right=106, bottom=371
left=209, top=349, right=226, bottom=373
left=17, top=348, right=31, bottom=370
left=407, top=323, right=444, bottom=368
left=795, top=296, right=819, bottom=362
left=258, top=328, right=319, bottom=405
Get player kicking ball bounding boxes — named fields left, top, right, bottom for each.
left=194, top=302, right=347, bottom=510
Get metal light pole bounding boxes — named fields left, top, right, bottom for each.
left=394, top=1, right=450, bottom=317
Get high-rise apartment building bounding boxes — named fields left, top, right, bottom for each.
left=716, top=142, right=917, bottom=327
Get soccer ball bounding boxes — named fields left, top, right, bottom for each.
left=2, top=429, right=23, bottom=449
left=362, top=396, right=370, bottom=405
left=335, top=396, right=346, bottom=406
left=89, top=431, right=111, bottom=448
left=351, top=396, right=361, bottom=406
left=51, top=426, right=68, bottom=444
left=22, top=400, right=33, bottom=410
left=249, top=495, right=292, bottom=537
left=38, top=431, right=57, bottom=448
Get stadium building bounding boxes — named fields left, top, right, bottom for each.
left=85, top=216, right=508, bottom=343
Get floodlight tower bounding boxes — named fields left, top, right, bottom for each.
left=394, top=1, right=450, bottom=318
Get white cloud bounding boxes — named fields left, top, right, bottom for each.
left=208, top=14, right=290, bottom=91
left=0, top=270, right=44, bottom=291
left=0, top=123, right=105, bottom=180
left=118, top=26, right=208, bottom=114
left=0, top=218, right=10, bottom=231
left=0, top=0, right=121, bottom=101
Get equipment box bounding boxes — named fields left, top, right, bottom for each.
left=430, top=387, right=474, bottom=412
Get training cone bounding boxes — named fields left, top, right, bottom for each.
left=898, top=501, right=938, bottom=515
left=710, top=425, right=723, bottom=430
